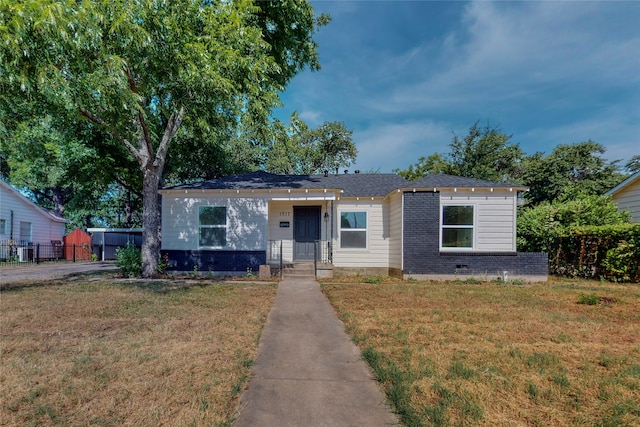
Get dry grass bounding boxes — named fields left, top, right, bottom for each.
left=0, top=277, right=276, bottom=426
left=322, top=277, right=640, bottom=426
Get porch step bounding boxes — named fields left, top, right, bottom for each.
left=282, top=261, right=315, bottom=279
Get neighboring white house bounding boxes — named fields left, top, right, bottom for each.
left=606, top=171, right=640, bottom=223
left=0, top=180, right=67, bottom=260
left=159, top=171, right=548, bottom=281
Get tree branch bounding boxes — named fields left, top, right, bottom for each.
left=125, top=67, right=138, bottom=93
left=138, top=111, right=152, bottom=164
left=115, top=176, right=143, bottom=199
left=154, top=106, right=185, bottom=174
left=78, top=106, right=144, bottom=165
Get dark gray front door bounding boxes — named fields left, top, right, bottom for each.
left=293, top=206, right=320, bottom=260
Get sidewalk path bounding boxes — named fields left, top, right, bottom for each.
left=234, top=277, right=398, bottom=427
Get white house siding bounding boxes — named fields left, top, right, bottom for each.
left=611, top=179, right=640, bottom=223
left=440, top=190, right=516, bottom=252
left=161, top=194, right=268, bottom=251
left=332, top=199, right=390, bottom=268
left=388, top=191, right=403, bottom=271
left=0, top=182, right=66, bottom=244
left=267, top=199, right=333, bottom=262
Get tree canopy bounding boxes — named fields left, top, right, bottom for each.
left=519, top=141, right=625, bottom=205
left=396, top=122, right=523, bottom=182
left=1, top=0, right=328, bottom=276
left=263, top=112, right=356, bottom=175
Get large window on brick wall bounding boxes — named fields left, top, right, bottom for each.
left=199, top=206, right=227, bottom=247
left=441, top=205, right=474, bottom=249
left=340, top=211, right=367, bottom=249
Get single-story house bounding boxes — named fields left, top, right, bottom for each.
left=159, top=171, right=548, bottom=281
left=605, top=171, right=640, bottom=223
left=0, top=180, right=68, bottom=261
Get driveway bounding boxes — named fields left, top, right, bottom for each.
left=0, top=261, right=118, bottom=285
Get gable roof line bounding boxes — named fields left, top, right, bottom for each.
left=605, top=171, right=640, bottom=196
left=0, top=180, right=68, bottom=223
left=161, top=171, right=527, bottom=197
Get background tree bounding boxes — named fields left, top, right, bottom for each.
left=624, top=155, right=640, bottom=174
left=1, top=0, right=328, bottom=277
left=519, top=141, right=625, bottom=205
left=1, top=113, right=120, bottom=219
left=395, top=153, right=451, bottom=181
left=264, top=112, right=356, bottom=174
left=396, top=122, right=523, bottom=182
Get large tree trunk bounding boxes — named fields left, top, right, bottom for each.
left=81, top=104, right=184, bottom=278
left=141, top=166, right=161, bottom=278
left=138, top=107, right=184, bottom=278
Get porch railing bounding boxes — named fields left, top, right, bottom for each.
left=266, top=240, right=283, bottom=278
left=267, top=239, right=332, bottom=278
left=315, top=240, right=332, bottom=264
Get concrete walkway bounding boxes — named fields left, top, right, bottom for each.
left=234, top=277, right=398, bottom=427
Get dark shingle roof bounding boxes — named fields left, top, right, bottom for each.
left=163, top=172, right=527, bottom=196
left=410, top=174, right=527, bottom=189
left=164, top=171, right=410, bottom=197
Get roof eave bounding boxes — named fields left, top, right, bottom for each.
left=605, top=171, right=640, bottom=196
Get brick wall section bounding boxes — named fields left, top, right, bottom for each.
left=403, top=191, right=440, bottom=273
left=161, top=250, right=266, bottom=273
left=402, top=191, right=548, bottom=277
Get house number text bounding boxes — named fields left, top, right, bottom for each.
left=279, top=212, right=291, bottom=217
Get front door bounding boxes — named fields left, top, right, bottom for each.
left=293, top=206, right=320, bottom=260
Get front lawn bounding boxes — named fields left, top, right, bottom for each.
left=0, top=277, right=276, bottom=426
left=322, top=277, right=640, bottom=426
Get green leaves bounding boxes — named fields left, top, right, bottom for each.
left=520, top=141, right=625, bottom=205
left=396, top=121, right=523, bottom=183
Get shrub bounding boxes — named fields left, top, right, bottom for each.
left=601, top=240, right=639, bottom=282
left=578, top=293, right=600, bottom=306
left=115, top=243, right=142, bottom=278
left=518, top=195, right=639, bottom=282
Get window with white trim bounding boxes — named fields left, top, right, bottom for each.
left=340, top=211, right=367, bottom=249
left=199, top=206, right=227, bottom=247
left=0, top=219, right=6, bottom=235
left=441, top=205, right=474, bottom=248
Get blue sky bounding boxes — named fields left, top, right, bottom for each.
left=275, top=0, right=640, bottom=173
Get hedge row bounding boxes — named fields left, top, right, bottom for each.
left=545, top=224, right=640, bottom=282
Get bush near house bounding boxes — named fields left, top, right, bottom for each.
left=532, top=224, right=640, bottom=282
left=518, top=195, right=639, bottom=282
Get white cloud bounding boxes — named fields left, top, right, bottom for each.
left=352, top=120, right=453, bottom=172
left=517, top=98, right=639, bottom=164
left=373, top=1, right=640, bottom=113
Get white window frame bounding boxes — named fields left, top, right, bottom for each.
left=198, top=206, right=227, bottom=248
left=0, top=219, right=6, bottom=235
left=440, top=204, right=475, bottom=251
left=339, top=210, right=368, bottom=249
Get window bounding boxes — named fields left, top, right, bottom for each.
left=199, top=206, right=226, bottom=247
left=0, top=219, right=5, bottom=234
left=441, top=205, right=474, bottom=248
left=20, top=221, right=32, bottom=243
left=340, top=211, right=367, bottom=249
